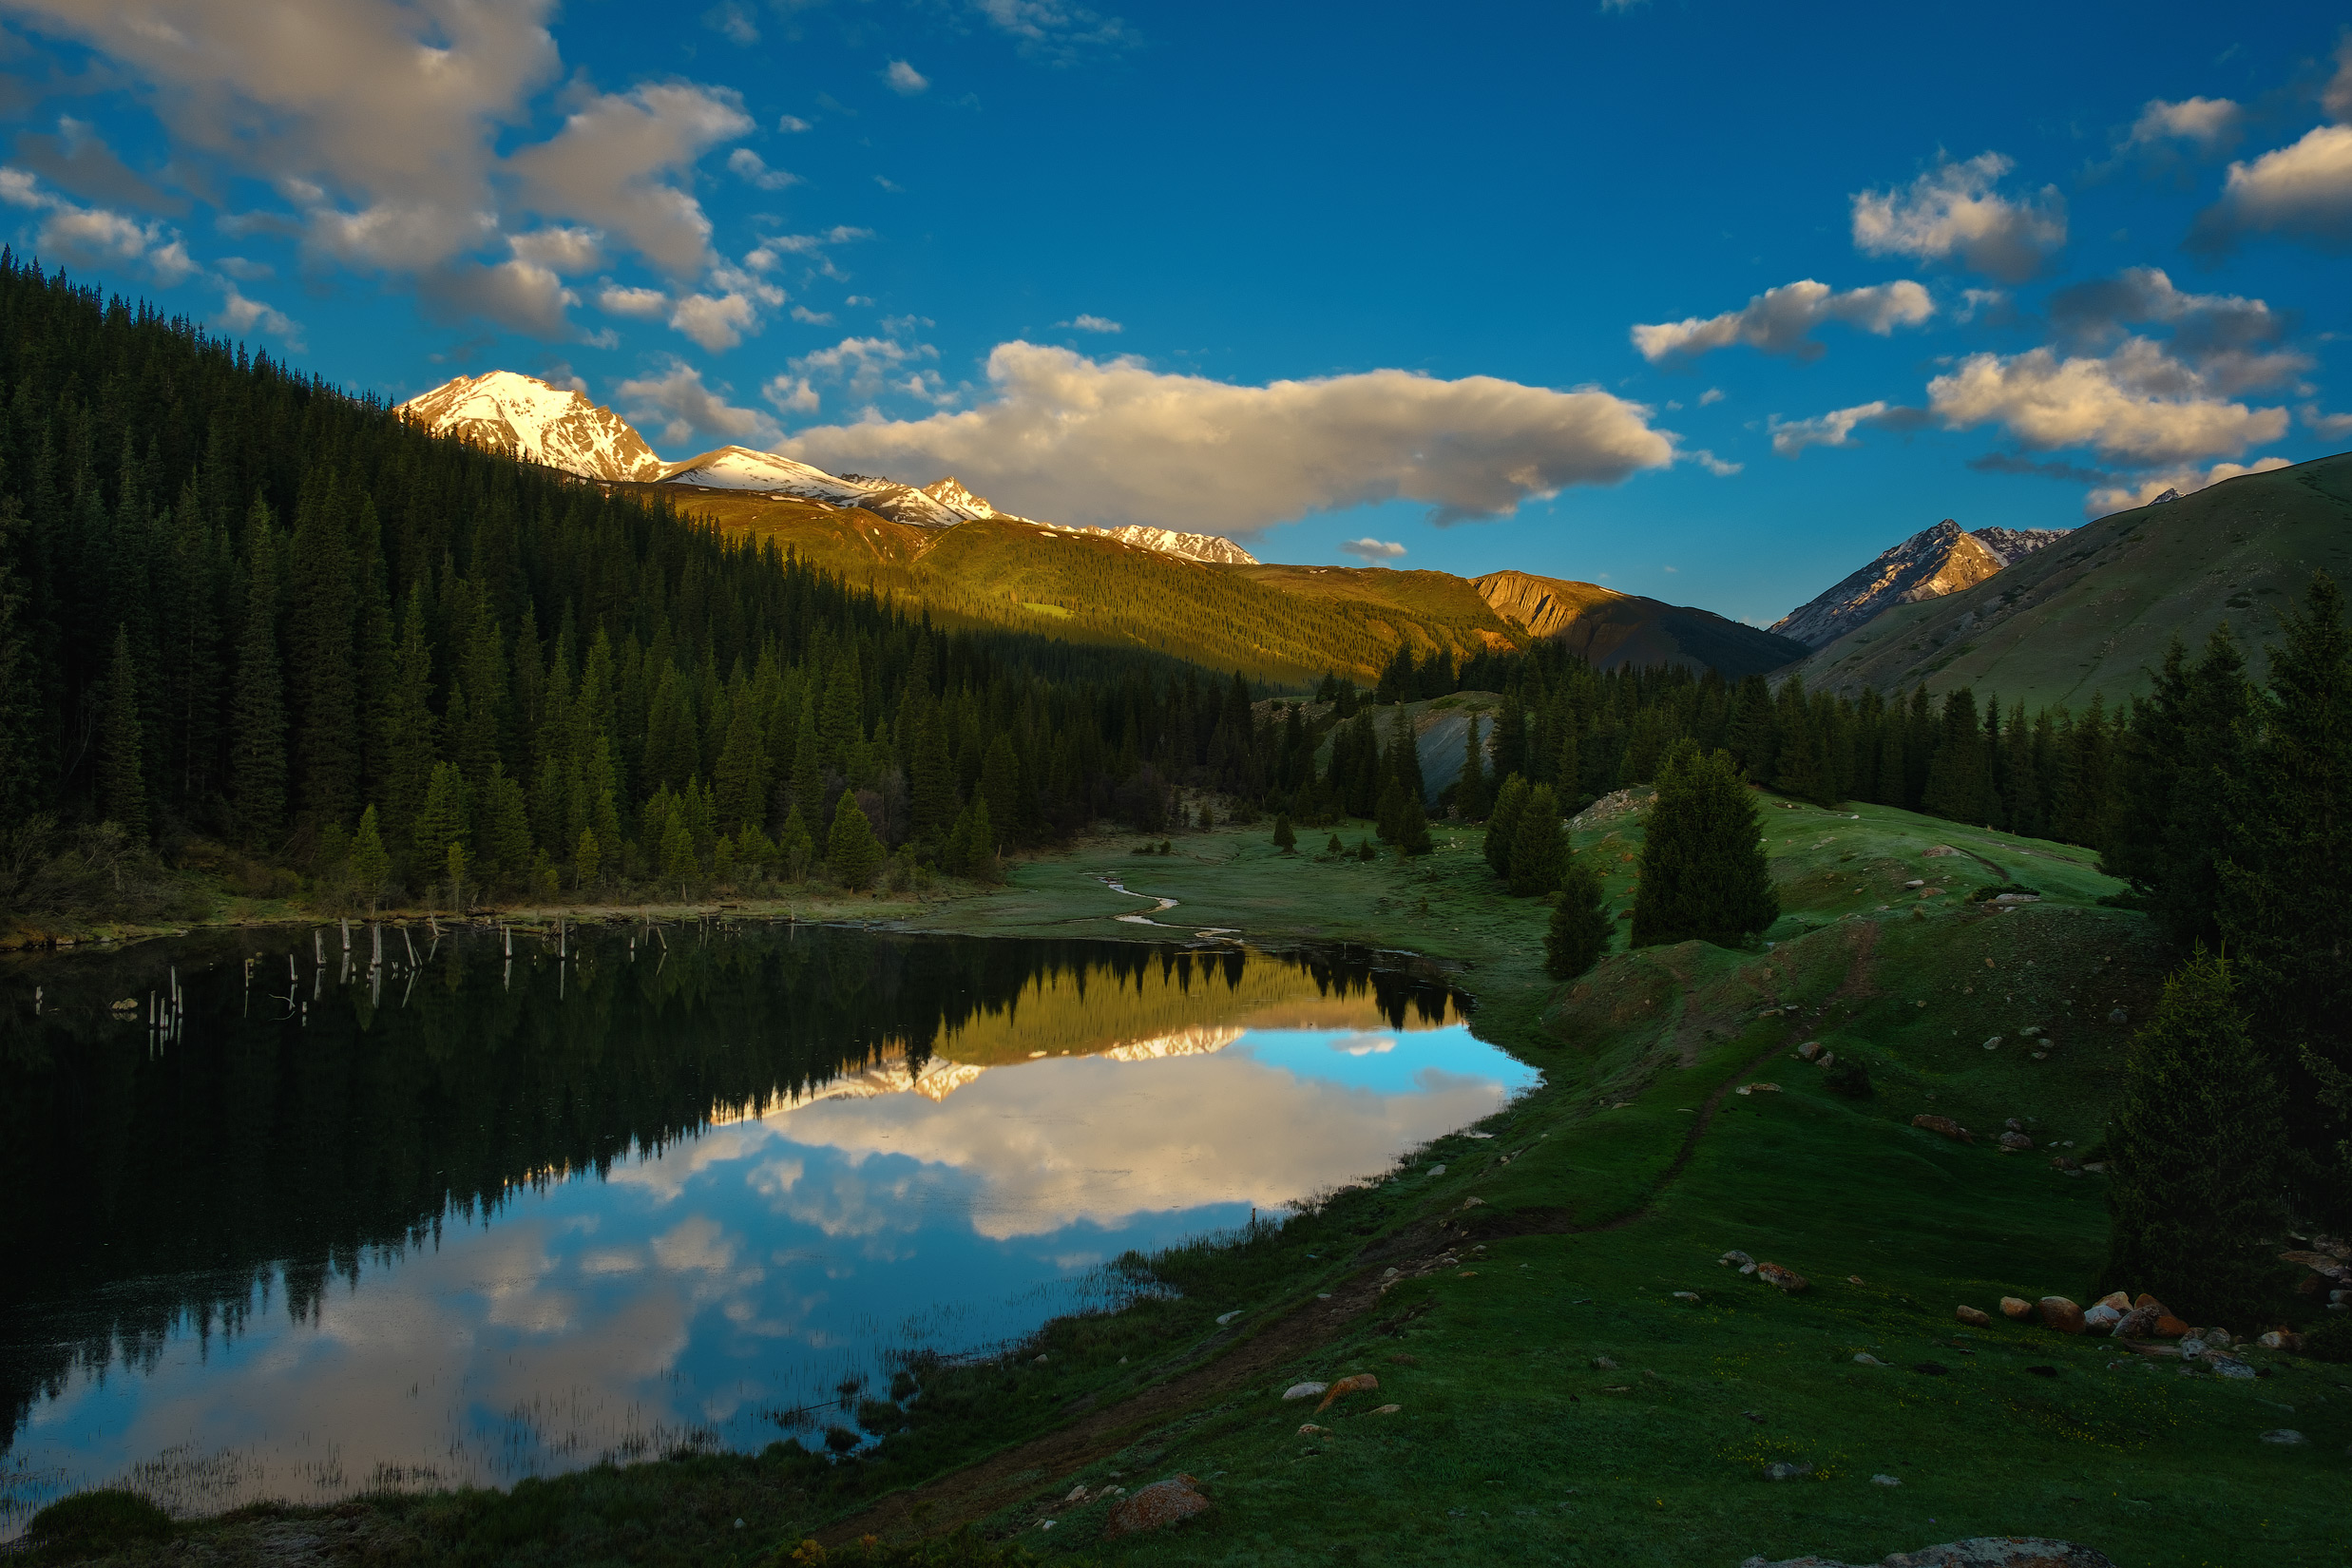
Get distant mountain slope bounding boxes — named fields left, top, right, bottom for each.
left=1770, top=521, right=2011, bottom=649
left=621, top=488, right=1512, bottom=684
left=397, top=372, right=664, bottom=482
left=1474, top=569, right=1807, bottom=679
left=1972, top=526, right=2071, bottom=565
left=1792, top=451, right=2352, bottom=710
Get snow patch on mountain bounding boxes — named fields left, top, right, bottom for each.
left=397, top=371, right=664, bottom=483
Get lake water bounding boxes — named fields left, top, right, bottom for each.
left=0, top=924, right=1536, bottom=1533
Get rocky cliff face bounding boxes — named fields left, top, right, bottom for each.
left=397, top=372, right=664, bottom=483
left=1970, top=526, right=2070, bottom=566
left=1474, top=569, right=1807, bottom=679
left=1770, top=521, right=2011, bottom=650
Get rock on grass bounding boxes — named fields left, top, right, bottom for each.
left=1738, top=1539, right=2117, bottom=1567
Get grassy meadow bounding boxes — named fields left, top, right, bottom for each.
left=18, top=792, right=2348, bottom=1567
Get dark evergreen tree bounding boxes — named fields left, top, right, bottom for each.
left=1507, top=784, right=1564, bottom=895
left=1632, top=743, right=1777, bottom=947
left=1921, top=687, right=1992, bottom=825
left=228, top=501, right=286, bottom=847
left=827, top=793, right=884, bottom=889
left=2101, top=948, right=2284, bottom=1324
left=1456, top=713, right=1489, bottom=820
left=1485, top=774, right=1529, bottom=878
left=1545, top=853, right=1613, bottom=981
left=286, top=472, right=359, bottom=830
left=1394, top=794, right=1431, bottom=857
left=1272, top=813, right=1296, bottom=853
left=96, top=623, right=147, bottom=838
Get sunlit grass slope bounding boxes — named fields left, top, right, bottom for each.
left=1796, top=449, right=2352, bottom=710
left=632, top=487, right=1524, bottom=685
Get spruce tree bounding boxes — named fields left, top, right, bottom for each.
left=1395, top=794, right=1431, bottom=856
left=1457, top=715, right=1489, bottom=820
left=1545, top=852, right=1613, bottom=981
left=286, top=471, right=359, bottom=829
left=1632, top=743, right=1778, bottom=947
left=1374, top=777, right=1403, bottom=842
left=1272, top=813, right=1297, bottom=853
left=779, top=803, right=815, bottom=881
left=1484, top=774, right=1529, bottom=878
left=349, top=805, right=390, bottom=914
left=412, top=762, right=471, bottom=873
left=1921, top=688, right=1992, bottom=825
left=0, top=488, right=36, bottom=830
left=378, top=588, right=436, bottom=858
left=97, top=623, right=147, bottom=838
left=2102, top=948, right=2284, bottom=1324
left=828, top=793, right=885, bottom=889
left=229, top=498, right=287, bottom=848
left=575, top=826, right=602, bottom=892
left=1507, top=784, right=1564, bottom=894
left=909, top=712, right=958, bottom=844
left=979, top=734, right=1022, bottom=846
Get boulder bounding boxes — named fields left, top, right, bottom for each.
left=2258, top=1428, right=2305, bottom=1444
left=1282, top=1382, right=1329, bottom=1401
left=2082, top=1304, right=2122, bottom=1331
left=1797, top=1042, right=1823, bottom=1061
left=1762, top=1461, right=1814, bottom=1481
left=1313, top=1372, right=1379, bottom=1413
left=2037, top=1296, right=2086, bottom=1334
left=2152, top=1314, right=2189, bottom=1337
left=2132, top=1292, right=2169, bottom=1315
left=1998, top=1132, right=2034, bottom=1151
left=1854, top=1353, right=1886, bottom=1366
left=1912, top=1114, right=1974, bottom=1143
left=1103, top=1475, right=1212, bottom=1539
left=1757, top=1262, right=1809, bottom=1293
left=2112, top=1307, right=2157, bottom=1339
left=1999, top=1296, right=2034, bottom=1320
left=2256, top=1330, right=2305, bottom=1352
left=2095, top=1291, right=2129, bottom=1310
left=1365, top=1404, right=1402, bottom=1416
left=1720, top=1250, right=1755, bottom=1268
left=1955, top=1305, right=1991, bottom=1327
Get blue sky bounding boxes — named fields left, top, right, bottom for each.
left=2, top=0, right=2348, bottom=623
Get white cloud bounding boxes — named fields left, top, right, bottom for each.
left=1631, top=277, right=1932, bottom=362
left=1692, top=449, right=1742, bottom=476
left=884, top=60, right=929, bottom=96
left=1927, top=338, right=2290, bottom=466
left=790, top=305, right=834, bottom=324
left=1850, top=151, right=2066, bottom=282
left=2328, top=35, right=2352, bottom=124
left=506, top=83, right=753, bottom=277
left=669, top=290, right=762, bottom=351
left=702, top=2, right=758, bottom=45
left=2303, top=404, right=2352, bottom=440
left=216, top=282, right=303, bottom=347
left=507, top=225, right=603, bottom=274
left=790, top=334, right=940, bottom=400
left=597, top=284, right=669, bottom=318
left=777, top=115, right=813, bottom=133
left=2046, top=266, right=2304, bottom=394
left=1769, top=400, right=1891, bottom=457
left=419, top=257, right=577, bottom=337
left=974, top=0, right=1136, bottom=63
left=217, top=256, right=273, bottom=280
left=2085, top=456, right=2292, bottom=517
left=1339, top=538, right=1406, bottom=563
left=0, top=165, right=198, bottom=284
left=776, top=342, right=1677, bottom=534
left=1, top=0, right=561, bottom=271
left=763, top=374, right=821, bottom=413
left=2126, top=97, right=2243, bottom=149
left=1061, top=314, right=1121, bottom=333
left=1697, top=387, right=1724, bottom=405
left=727, top=148, right=799, bottom=191
left=874, top=175, right=905, bottom=193
left=615, top=359, right=779, bottom=448
left=2192, top=124, right=2352, bottom=252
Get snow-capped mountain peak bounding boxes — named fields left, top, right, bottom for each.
left=920, top=477, right=998, bottom=519
left=397, top=372, right=664, bottom=484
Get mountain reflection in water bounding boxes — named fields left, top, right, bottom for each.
left=0, top=926, right=1535, bottom=1528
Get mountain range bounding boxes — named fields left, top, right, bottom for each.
left=400, top=372, right=2342, bottom=706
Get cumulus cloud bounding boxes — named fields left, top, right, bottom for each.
left=884, top=60, right=929, bottom=96
left=790, top=305, right=833, bottom=324
left=2126, top=97, right=2243, bottom=150
left=217, top=282, right=303, bottom=347
left=1339, top=537, right=1406, bottom=562
left=777, top=115, right=813, bottom=133
left=3, top=0, right=561, bottom=270
left=1851, top=151, right=2066, bottom=281
left=418, top=257, right=577, bottom=337
left=507, top=83, right=752, bottom=277
left=727, top=147, right=799, bottom=191
left=775, top=342, right=1677, bottom=534
left=2304, top=404, right=2352, bottom=440
left=1769, top=400, right=1895, bottom=457
left=1061, top=314, right=1121, bottom=333
left=2085, top=457, right=2293, bottom=517
left=2046, top=266, right=2304, bottom=393
left=2190, top=124, right=2352, bottom=253
left=790, top=335, right=941, bottom=401
left=1631, top=277, right=1931, bottom=363
left=2329, top=35, right=2352, bottom=124
left=0, top=166, right=196, bottom=283
left=615, top=359, right=779, bottom=449
left=507, top=225, right=603, bottom=274
left=1927, top=338, right=2290, bottom=467
left=764, top=373, right=821, bottom=413
left=597, top=284, right=669, bottom=318
left=669, top=289, right=761, bottom=351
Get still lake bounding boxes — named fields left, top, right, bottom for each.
left=0, top=924, right=1536, bottom=1532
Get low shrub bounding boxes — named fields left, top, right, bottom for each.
left=26, top=1489, right=174, bottom=1554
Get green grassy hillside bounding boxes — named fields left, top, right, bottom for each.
left=1793, top=450, right=2352, bottom=710
left=1477, top=568, right=1809, bottom=679
left=637, top=486, right=1526, bottom=686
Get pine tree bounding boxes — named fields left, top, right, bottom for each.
left=661, top=809, right=699, bottom=894
left=828, top=792, right=885, bottom=889
left=1395, top=793, right=1432, bottom=857
left=2101, top=948, right=2284, bottom=1324
left=349, top=804, right=390, bottom=914
left=0, top=488, right=36, bottom=830
left=778, top=803, right=815, bottom=881
left=908, top=711, right=958, bottom=844
left=1374, top=777, right=1403, bottom=842
left=1921, top=688, right=1992, bottom=826
left=1507, top=784, right=1563, bottom=894
left=228, top=499, right=287, bottom=847
left=1545, top=852, right=1613, bottom=981
left=979, top=734, right=1022, bottom=848
left=789, top=691, right=824, bottom=818
left=412, top=761, right=471, bottom=874
left=1272, top=813, right=1296, bottom=853
left=478, top=763, right=533, bottom=893
left=378, top=588, right=436, bottom=858
left=286, top=471, right=360, bottom=828
left=1632, top=743, right=1778, bottom=947
left=575, top=826, right=602, bottom=891
left=1484, top=774, right=1530, bottom=878
left=97, top=623, right=147, bottom=837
